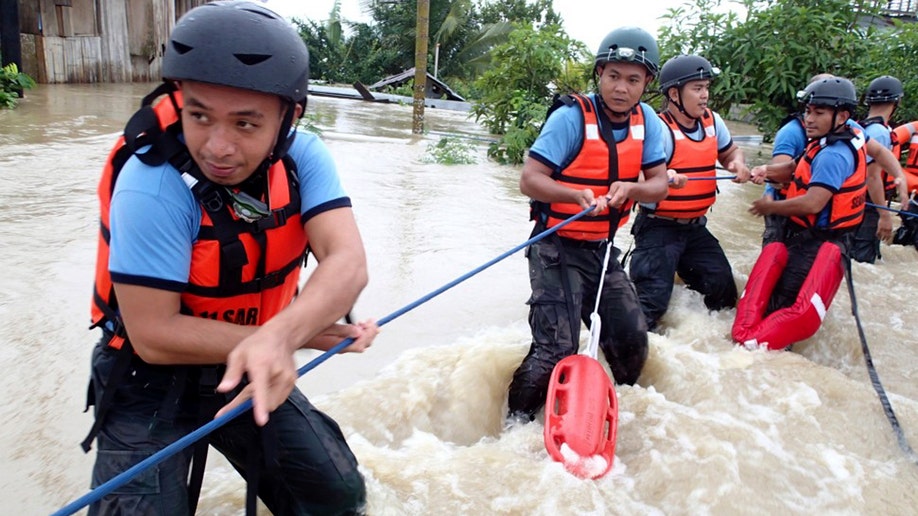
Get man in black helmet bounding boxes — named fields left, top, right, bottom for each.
left=751, top=74, right=908, bottom=249
left=851, top=75, right=905, bottom=263
left=736, top=77, right=868, bottom=349
left=84, top=2, right=371, bottom=513
left=629, top=54, right=750, bottom=331
left=507, top=26, right=670, bottom=424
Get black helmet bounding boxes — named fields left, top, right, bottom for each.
left=163, top=1, right=309, bottom=103
left=659, top=55, right=719, bottom=94
left=865, top=75, right=904, bottom=104
left=800, top=77, right=858, bottom=112
left=594, top=26, right=660, bottom=77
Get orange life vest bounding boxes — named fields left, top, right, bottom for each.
left=787, top=126, right=867, bottom=232
left=650, top=109, right=718, bottom=218
left=895, top=120, right=918, bottom=194
left=544, top=94, right=645, bottom=241
left=90, top=88, right=307, bottom=349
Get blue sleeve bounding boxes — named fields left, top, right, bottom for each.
left=661, top=119, right=674, bottom=164
left=863, top=124, right=892, bottom=164
left=108, top=157, right=199, bottom=290
left=713, top=111, right=734, bottom=153
left=640, top=103, right=667, bottom=168
left=528, top=103, right=584, bottom=170
left=809, top=146, right=854, bottom=193
left=773, top=121, right=807, bottom=159
left=286, top=130, right=352, bottom=222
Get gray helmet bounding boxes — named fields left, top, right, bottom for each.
left=594, top=26, right=660, bottom=77
left=800, top=77, right=858, bottom=112
left=864, top=75, right=904, bottom=104
left=659, top=54, right=719, bottom=94
left=163, top=1, right=309, bottom=103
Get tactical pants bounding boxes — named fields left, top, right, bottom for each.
left=850, top=203, right=881, bottom=263
left=762, top=214, right=787, bottom=246
left=892, top=199, right=918, bottom=249
left=507, top=237, right=648, bottom=421
left=628, top=214, right=738, bottom=331
left=87, top=340, right=366, bottom=515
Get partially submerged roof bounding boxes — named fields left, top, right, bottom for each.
left=368, top=67, right=466, bottom=102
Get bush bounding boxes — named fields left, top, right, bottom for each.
left=422, top=137, right=476, bottom=165
left=0, top=63, right=37, bottom=109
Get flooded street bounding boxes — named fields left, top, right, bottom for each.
left=1, top=83, right=917, bottom=515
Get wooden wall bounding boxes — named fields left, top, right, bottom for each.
left=17, top=0, right=206, bottom=84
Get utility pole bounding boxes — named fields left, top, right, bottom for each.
left=412, top=0, right=429, bottom=134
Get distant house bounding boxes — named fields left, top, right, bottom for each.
left=368, top=67, right=465, bottom=102
left=13, top=0, right=207, bottom=84
left=882, top=0, right=918, bottom=20
left=857, top=1, right=917, bottom=28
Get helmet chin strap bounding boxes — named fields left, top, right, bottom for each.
left=666, top=86, right=700, bottom=122
left=597, top=95, right=632, bottom=119
left=266, top=100, right=297, bottom=166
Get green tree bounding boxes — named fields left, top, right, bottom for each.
left=862, top=19, right=918, bottom=126
left=359, top=0, right=561, bottom=86
left=471, top=23, right=589, bottom=164
left=658, top=0, right=879, bottom=140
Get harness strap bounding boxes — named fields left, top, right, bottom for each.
left=245, top=419, right=280, bottom=515
left=187, top=365, right=224, bottom=514
left=80, top=340, right=133, bottom=453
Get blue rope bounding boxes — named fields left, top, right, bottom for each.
left=686, top=175, right=737, bottom=181
left=866, top=202, right=918, bottom=218
left=51, top=205, right=594, bottom=516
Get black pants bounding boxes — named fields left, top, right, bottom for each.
left=87, top=340, right=366, bottom=515
left=762, top=214, right=787, bottom=246
left=628, top=214, right=738, bottom=331
left=892, top=199, right=918, bottom=249
left=850, top=203, right=881, bottom=263
left=507, top=237, right=648, bottom=420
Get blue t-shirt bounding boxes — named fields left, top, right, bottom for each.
left=661, top=110, right=734, bottom=161
left=808, top=142, right=857, bottom=227
left=772, top=118, right=807, bottom=160
left=528, top=94, right=667, bottom=171
left=108, top=130, right=349, bottom=291
left=862, top=121, right=891, bottom=164
left=767, top=117, right=869, bottom=196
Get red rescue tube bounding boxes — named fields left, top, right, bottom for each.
left=733, top=242, right=844, bottom=350
left=733, top=242, right=789, bottom=341
left=544, top=355, right=618, bottom=479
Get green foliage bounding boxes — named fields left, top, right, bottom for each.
left=0, top=63, right=37, bottom=109
left=658, top=0, right=883, bottom=141
left=422, top=137, right=477, bottom=164
left=862, top=19, right=918, bottom=126
left=471, top=23, right=589, bottom=164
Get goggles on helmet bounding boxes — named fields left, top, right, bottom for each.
left=226, top=188, right=270, bottom=223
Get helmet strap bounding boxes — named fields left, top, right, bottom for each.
left=595, top=69, right=639, bottom=119
left=267, top=100, right=298, bottom=165
left=596, top=93, right=631, bottom=119
left=668, top=87, right=694, bottom=120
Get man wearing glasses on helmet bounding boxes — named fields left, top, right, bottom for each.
left=507, top=26, right=669, bottom=425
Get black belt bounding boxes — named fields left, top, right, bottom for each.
left=558, top=237, right=608, bottom=249
left=645, top=213, right=701, bottom=225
